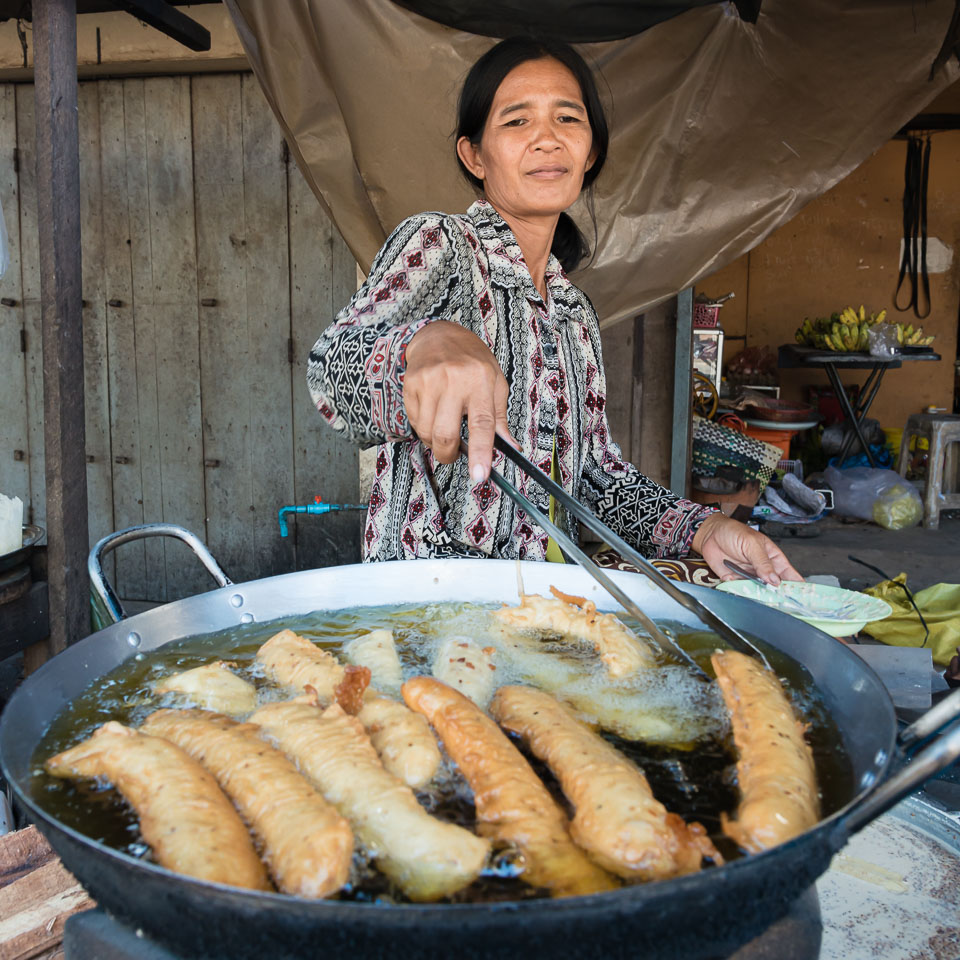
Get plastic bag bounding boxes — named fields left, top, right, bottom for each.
left=824, top=465, right=922, bottom=528
left=0, top=199, right=9, bottom=280
left=872, top=482, right=923, bottom=530
left=867, top=323, right=900, bottom=359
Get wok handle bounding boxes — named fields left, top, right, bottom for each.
left=89, top=523, right=232, bottom=624
left=898, top=687, right=960, bottom=751
left=836, top=714, right=960, bottom=841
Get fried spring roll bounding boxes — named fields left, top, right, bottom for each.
left=45, top=722, right=270, bottom=891
left=492, top=587, right=655, bottom=678
left=344, top=629, right=404, bottom=696
left=256, top=629, right=440, bottom=788
left=141, top=708, right=353, bottom=898
left=249, top=700, right=489, bottom=901
left=153, top=661, right=256, bottom=716
left=491, top=686, right=721, bottom=880
left=711, top=650, right=820, bottom=853
left=432, top=638, right=498, bottom=708
left=402, top=677, right=618, bottom=898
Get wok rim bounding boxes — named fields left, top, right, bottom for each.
left=0, top=557, right=898, bottom=914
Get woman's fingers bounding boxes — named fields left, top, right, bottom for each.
left=432, top=394, right=469, bottom=464
left=766, top=539, right=804, bottom=582
left=404, top=321, right=513, bottom=477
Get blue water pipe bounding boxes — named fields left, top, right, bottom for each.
left=277, top=499, right=368, bottom=537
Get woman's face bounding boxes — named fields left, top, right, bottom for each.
left=457, top=57, right=598, bottom=221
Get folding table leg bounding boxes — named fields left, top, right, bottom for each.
left=824, top=362, right=877, bottom=467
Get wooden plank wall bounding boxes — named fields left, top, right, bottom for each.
left=0, top=74, right=360, bottom=603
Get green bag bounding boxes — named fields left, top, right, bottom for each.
left=862, top=573, right=960, bottom=666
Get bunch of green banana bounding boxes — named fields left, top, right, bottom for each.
left=898, top=322, right=936, bottom=346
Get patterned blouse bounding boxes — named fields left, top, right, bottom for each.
left=307, top=200, right=715, bottom=563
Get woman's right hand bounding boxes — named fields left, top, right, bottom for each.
left=404, top=321, right=516, bottom=483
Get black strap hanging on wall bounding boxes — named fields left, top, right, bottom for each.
left=894, top=134, right=932, bottom=320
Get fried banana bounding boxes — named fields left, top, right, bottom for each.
left=256, top=629, right=440, bottom=788
left=343, top=629, right=404, bottom=696
left=45, top=722, right=270, bottom=890
left=492, top=587, right=655, bottom=678
left=141, top=708, right=353, bottom=898
left=152, top=661, right=256, bottom=716
left=491, top=686, right=721, bottom=880
left=711, top=650, right=820, bottom=853
left=403, top=677, right=618, bottom=898
left=432, top=638, right=499, bottom=708
left=249, top=699, right=489, bottom=902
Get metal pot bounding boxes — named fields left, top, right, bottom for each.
left=2, top=525, right=959, bottom=960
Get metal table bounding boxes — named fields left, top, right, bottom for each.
left=778, top=345, right=942, bottom=466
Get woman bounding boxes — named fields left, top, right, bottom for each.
left=307, top=37, right=800, bottom=586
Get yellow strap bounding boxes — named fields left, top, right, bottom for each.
left=545, top=435, right=566, bottom=563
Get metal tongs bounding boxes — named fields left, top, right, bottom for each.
left=467, top=434, right=771, bottom=668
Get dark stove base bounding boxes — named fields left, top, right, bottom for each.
left=64, top=888, right=822, bottom=960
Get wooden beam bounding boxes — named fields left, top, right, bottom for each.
left=33, top=0, right=89, bottom=658
left=113, top=0, right=211, bottom=51
left=670, top=288, right=693, bottom=497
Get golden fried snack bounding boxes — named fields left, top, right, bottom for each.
left=257, top=629, right=344, bottom=701
left=491, top=686, right=721, bottom=880
left=402, top=677, right=618, bottom=898
left=357, top=696, right=440, bottom=790
left=486, top=626, right=701, bottom=745
left=492, top=587, right=655, bottom=678
left=256, top=629, right=440, bottom=788
left=432, top=638, right=499, bottom=708
left=334, top=664, right=372, bottom=715
left=152, top=661, right=256, bottom=716
left=45, top=722, right=269, bottom=890
left=249, top=699, right=489, bottom=901
left=711, top=650, right=820, bottom=853
left=141, top=708, right=353, bottom=898
left=344, top=629, right=404, bottom=695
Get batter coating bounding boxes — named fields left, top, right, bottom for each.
left=491, top=686, right=721, bottom=880
left=141, top=708, right=353, bottom=898
left=432, top=638, right=498, bottom=708
left=249, top=699, right=489, bottom=901
left=711, top=650, right=820, bottom=853
left=256, top=629, right=440, bottom=788
left=153, top=661, right=256, bottom=716
left=343, top=629, right=404, bottom=695
left=492, top=587, right=655, bottom=678
left=45, top=722, right=270, bottom=890
left=403, top=677, right=618, bottom=898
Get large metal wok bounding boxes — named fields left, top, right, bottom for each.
left=2, top=525, right=959, bottom=960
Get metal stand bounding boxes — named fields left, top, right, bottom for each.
left=822, top=362, right=888, bottom=466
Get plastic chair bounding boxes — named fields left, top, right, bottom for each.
left=898, top=414, right=960, bottom=529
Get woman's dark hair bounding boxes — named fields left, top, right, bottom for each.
left=456, top=36, right=609, bottom=274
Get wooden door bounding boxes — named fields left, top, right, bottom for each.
left=0, top=74, right=362, bottom=603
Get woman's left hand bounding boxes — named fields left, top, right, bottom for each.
left=691, top=513, right=803, bottom=586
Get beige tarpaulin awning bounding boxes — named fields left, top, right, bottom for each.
left=224, top=0, right=959, bottom=327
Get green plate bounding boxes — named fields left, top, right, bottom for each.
left=715, top=579, right=892, bottom=637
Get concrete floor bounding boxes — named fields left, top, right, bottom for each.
left=763, top=511, right=960, bottom=591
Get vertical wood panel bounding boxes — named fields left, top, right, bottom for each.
left=143, top=76, right=205, bottom=599
left=288, top=160, right=362, bottom=569
left=98, top=79, right=146, bottom=598
left=240, top=74, right=295, bottom=576
left=122, top=78, right=166, bottom=598
left=14, top=86, right=45, bottom=533
left=77, top=81, right=115, bottom=579
left=0, top=84, right=30, bottom=508
left=193, top=73, right=251, bottom=580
